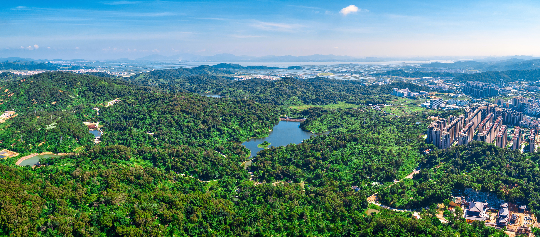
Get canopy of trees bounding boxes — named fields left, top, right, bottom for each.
left=0, top=70, right=511, bottom=236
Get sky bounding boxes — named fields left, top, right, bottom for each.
left=1, top=0, right=540, bottom=60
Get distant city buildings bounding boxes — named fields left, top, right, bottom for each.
left=447, top=99, right=469, bottom=107
left=530, top=130, right=536, bottom=153
left=512, top=127, right=522, bottom=150
left=429, top=99, right=445, bottom=109
left=463, top=81, right=499, bottom=98
left=391, top=88, right=424, bottom=98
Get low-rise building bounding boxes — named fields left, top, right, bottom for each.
left=497, top=203, right=509, bottom=226
left=466, top=202, right=487, bottom=221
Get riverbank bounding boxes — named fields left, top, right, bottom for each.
left=280, top=117, right=306, bottom=122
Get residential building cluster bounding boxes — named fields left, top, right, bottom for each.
left=428, top=99, right=445, bottom=109
left=463, top=81, right=500, bottom=97
left=426, top=104, right=535, bottom=151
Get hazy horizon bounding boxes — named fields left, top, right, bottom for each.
left=2, top=0, right=540, bottom=60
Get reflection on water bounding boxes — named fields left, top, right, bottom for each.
left=242, top=121, right=315, bottom=158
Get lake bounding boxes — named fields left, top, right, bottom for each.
left=18, top=154, right=61, bottom=166
left=242, top=121, right=315, bottom=158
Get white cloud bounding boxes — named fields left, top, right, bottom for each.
left=11, top=6, right=30, bottom=11
left=34, top=45, right=39, bottom=49
left=287, top=5, right=323, bottom=10
left=197, top=17, right=228, bottom=21
left=103, top=1, right=141, bottom=5
left=118, top=12, right=176, bottom=17
left=251, top=21, right=303, bottom=32
left=340, top=5, right=359, bottom=16
left=230, top=35, right=264, bottom=39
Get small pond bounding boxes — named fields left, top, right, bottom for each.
left=90, top=130, right=101, bottom=138
left=18, top=154, right=61, bottom=166
left=242, top=121, right=317, bottom=158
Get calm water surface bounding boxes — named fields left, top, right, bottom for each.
left=90, top=130, right=101, bottom=138
left=242, top=121, right=315, bottom=158
left=18, top=154, right=61, bottom=166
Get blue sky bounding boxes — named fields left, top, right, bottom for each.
left=1, top=0, right=540, bottom=59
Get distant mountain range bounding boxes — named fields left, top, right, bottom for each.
left=422, top=58, right=540, bottom=71
left=3, top=54, right=540, bottom=72
left=136, top=53, right=413, bottom=62
left=136, top=54, right=540, bottom=63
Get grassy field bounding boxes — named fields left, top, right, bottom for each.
left=289, top=99, right=426, bottom=116
left=382, top=97, right=426, bottom=116
left=317, top=73, right=334, bottom=76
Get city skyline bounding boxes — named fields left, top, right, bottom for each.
left=2, top=0, right=540, bottom=59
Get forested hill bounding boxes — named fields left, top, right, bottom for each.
left=421, top=59, right=540, bottom=71
left=129, top=67, right=430, bottom=105
left=0, top=61, right=73, bottom=70
left=216, top=78, right=429, bottom=106
left=0, top=72, right=144, bottom=113
left=0, top=72, right=20, bottom=81
left=379, top=142, right=540, bottom=214
left=0, top=71, right=509, bottom=236
left=127, top=66, right=233, bottom=88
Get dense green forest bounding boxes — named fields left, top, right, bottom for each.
left=379, top=142, right=540, bottom=216
left=0, top=146, right=506, bottom=236
left=0, top=72, right=142, bottom=113
left=0, top=72, right=20, bottom=81
left=128, top=67, right=430, bottom=106
left=252, top=108, right=430, bottom=189
left=0, top=70, right=512, bottom=236
left=0, top=110, right=94, bottom=153
left=98, top=92, right=280, bottom=180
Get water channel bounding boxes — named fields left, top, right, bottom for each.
left=242, top=121, right=316, bottom=158
left=18, top=154, right=61, bottom=166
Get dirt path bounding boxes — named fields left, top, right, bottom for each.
left=366, top=167, right=449, bottom=223
left=367, top=168, right=421, bottom=212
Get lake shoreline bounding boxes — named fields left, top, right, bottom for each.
left=242, top=121, right=318, bottom=159
left=16, top=152, right=73, bottom=166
